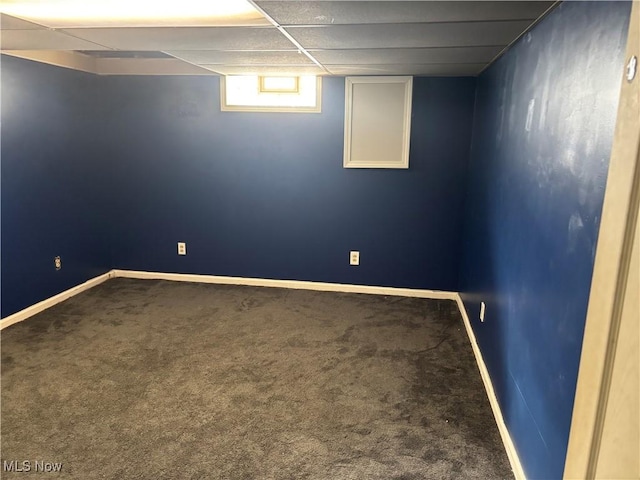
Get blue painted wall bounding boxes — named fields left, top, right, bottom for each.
left=458, top=2, right=631, bottom=478
left=1, top=55, right=112, bottom=317
left=4, top=4, right=630, bottom=472
left=104, top=76, right=476, bottom=290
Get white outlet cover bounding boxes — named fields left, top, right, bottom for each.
left=350, top=251, right=359, bottom=266
left=480, top=302, right=486, bottom=322
left=177, top=242, right=187, bottom=255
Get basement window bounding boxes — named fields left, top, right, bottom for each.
left=259, top=76, right=299, bottom=93
left=221, top=75, right=321, bottom=113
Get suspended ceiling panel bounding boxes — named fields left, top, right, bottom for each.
left=0, top=13, right=44, bottom=29
left=79, top=50, right=174, bottom=59
left=60, top=27, right=296, bottom=51
left=1, top=29, right=109, bottom=50
left=94, top=58, right=212, bottom=75
left=255, top=1, right=553, bottom=25
left=283, top=21, right=534, bottom=50
left=200, top=65, right=325, bottom=76
left=167, top=50, right=315, bottom=66
left=311, top=46, right=503, bottom=66
left=0, top=0, right=270, bottom=28
left=50, top=15, right=270, bottom=29
left=327, top=64, right=486, bottom=76
left=0, top=2, right=557, bottom=76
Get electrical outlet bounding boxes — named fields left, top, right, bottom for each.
left=350, top=251, right=360, bottom=266
left=54, top=256, right=62, bottom=270
left=480, top=302, right=486, bottom=322
left=177, top=242, right=187, bottom=255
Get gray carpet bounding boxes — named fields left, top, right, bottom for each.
left=1, top=278, right=512, bottom=479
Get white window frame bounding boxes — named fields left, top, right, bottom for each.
left=258, top=76, right=300, bottom=94
left=220, top=75, right=322, bottom=113
left=343, top=76, right=413, bottom=169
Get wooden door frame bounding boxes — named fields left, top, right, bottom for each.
left=564, top=4, right=640, bottom=478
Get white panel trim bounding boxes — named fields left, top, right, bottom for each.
left=455, top=294, right=525, bottom=480
left=112, top=269, right=457, bottom=299
left=0, top=271, right=115, bottom=330
left=343, top=76, right=413, bottom=169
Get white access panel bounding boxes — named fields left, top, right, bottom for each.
left=344, top=76, right=413, bottom=169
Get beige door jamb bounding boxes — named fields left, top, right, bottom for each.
left=564, top=4, right=640, bottom=479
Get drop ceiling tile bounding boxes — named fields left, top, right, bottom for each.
left=95, top=58, right=213, bottom=75
left=80, top=51, right=174, bottom=59
left=200, top=65, right=325, bottom=75
left=256, top=1, right=554, bottom=25
left=61, top=27, right=296, bottom=51
left=286, top=21, right=532, bottom=49
left=1, top=0, right=270, bottom=28
left=167, top=50, right=314, bottom=65
left=326, top=64, right=485, bottom=76
left=0, top=14, right=46, bottom=30
left=311, top=46, right=502, bottom=65
left=1, top=30, right=110, bottom=50
left=37, top=16, right=272, bottom=28
left=22, top=15, right=271, bottom=29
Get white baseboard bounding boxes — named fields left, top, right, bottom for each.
left=1, top=269, right=519, bottom=478
left=455, top=294, right=525, bottom=480
left=0, top=271, right=115, bottom=330
left=1, top=269, right=456, bottom=330
left=112, top=269, right=459, bottom=300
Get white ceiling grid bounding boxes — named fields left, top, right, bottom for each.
left=0, top=1, right=556, bottom=76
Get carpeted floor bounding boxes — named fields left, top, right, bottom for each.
left=1, top=278, right=512, bottom=479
